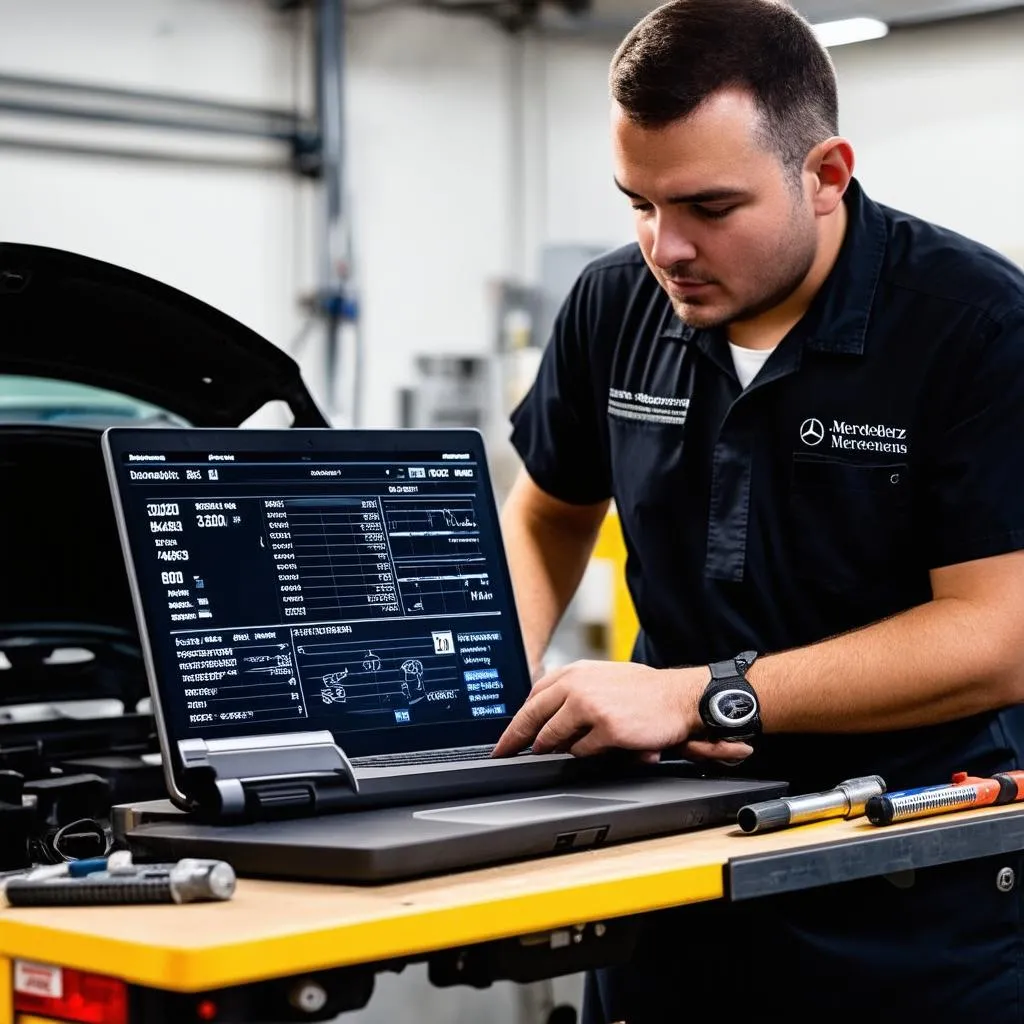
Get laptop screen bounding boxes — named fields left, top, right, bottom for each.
left=103, top=429, right=532, bottom=760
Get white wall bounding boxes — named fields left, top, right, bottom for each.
left=0, top=0, right=515, bottom=427
left=0, top=0, right=314, bottom=388
left=830, top=15, right=1024, bottom=262
left=535, top=35, right=632, bottom=254
left=345, top=9, right=513, bottom=424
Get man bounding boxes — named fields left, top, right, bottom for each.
left=492, top=0, right=1024, bottom=1020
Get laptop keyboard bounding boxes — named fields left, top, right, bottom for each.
left=353, top=745, right=521, bottom=768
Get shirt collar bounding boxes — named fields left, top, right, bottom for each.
left=803, top=177, right=887, bottom=356
left=659, top=177, right=887, bottom=357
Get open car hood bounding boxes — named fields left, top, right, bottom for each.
left=0, top=242, right=327, bottom=427
left=0, top=244, right=329, bottom=718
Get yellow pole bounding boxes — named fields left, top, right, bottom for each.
left=592, top=509, right=639, bottom=663
left=0, top=955, right=12, bottom=1024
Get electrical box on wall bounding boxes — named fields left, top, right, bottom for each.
left=399, top=355, right=492, bottom=431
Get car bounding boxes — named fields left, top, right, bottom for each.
left=0, top=242, right=328, bottom=772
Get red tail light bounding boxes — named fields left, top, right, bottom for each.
left=13, top=961, right=128, bottom=1024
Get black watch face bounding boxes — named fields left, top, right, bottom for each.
left=709, top=688, right=758, bottom=728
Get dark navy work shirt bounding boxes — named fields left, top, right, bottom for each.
left=511, top=179, right=1024, bottom=794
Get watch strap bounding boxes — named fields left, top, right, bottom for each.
left=700, top=650, right=761, bottom=740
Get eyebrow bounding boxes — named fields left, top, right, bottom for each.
left=613, top=178, right=750, bottom=205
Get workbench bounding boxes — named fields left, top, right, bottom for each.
left=3, top=802, right=1024, bottom=1022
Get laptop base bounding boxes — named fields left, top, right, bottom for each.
left=120, top=774, right=787, bottom=884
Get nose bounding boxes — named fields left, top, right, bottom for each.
left=649, top=212, right=698, bottom=270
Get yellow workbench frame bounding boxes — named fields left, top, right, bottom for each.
left=3, top=802, right=1024, bottom=1021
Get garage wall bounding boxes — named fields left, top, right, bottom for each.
left=0, top=0, right=513, bottom=426
left=830, top=12, right=1024, bottom=264
left=0, top=0, right=315, bottom=394
left=345, top=9, right=513, bottom=425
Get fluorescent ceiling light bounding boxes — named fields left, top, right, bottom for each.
left=812, top=17, right=889, bottom=48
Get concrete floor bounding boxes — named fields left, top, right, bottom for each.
left=342, top=969, right=584, bottom=1024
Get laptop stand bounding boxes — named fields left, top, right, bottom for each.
left=177, top=729, right=359, bottom=822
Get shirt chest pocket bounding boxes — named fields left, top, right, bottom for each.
left=788, top=454, right=913, bottom=589
left=606, top=413, right=692, bottom=544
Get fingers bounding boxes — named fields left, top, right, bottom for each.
left=635, top=744, right=752, bottom=766
left=534, top=707, right=591, bottom=755
left=528, top=663, right=571, bottom=696
left=681, top=739, right=754, bottom=763
left=492, top=684, right=566, bottom=757
left=530, top=660, right=606, bottom=697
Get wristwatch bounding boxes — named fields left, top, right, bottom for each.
left=698, top=650, right=762, bottom=741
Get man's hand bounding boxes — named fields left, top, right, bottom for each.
left=492, top=660, right=754, bottom=763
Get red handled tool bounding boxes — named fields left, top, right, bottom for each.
left=866, top=770, right=1024, bottom=826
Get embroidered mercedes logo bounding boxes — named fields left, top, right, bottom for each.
left=800, top=418, right=825, bottom=446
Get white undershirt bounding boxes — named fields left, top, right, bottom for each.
left=729, top=342, right=777, bottom=389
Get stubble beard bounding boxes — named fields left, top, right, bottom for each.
left=669, top=218, right=819, bottom=332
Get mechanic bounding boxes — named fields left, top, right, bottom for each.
left=492, top=0, right=1024, bottom=1019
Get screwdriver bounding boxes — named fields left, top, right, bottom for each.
left=3, top=856, right=236, bottom=906
left=866, top=770, right=1024, bottom=826
left=737, top=775, right=886, bottom=834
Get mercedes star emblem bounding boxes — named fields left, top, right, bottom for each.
left=800, top=418, right=825, bottom=446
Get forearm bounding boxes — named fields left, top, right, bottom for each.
left=495, top=554, right=1024, bottom=760
left=751, top=596, right=1024, bottom=733
left=501, top=480, right=607, bottom=677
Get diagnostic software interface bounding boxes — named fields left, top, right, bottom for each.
left=108, top=435, right=528, bottom=758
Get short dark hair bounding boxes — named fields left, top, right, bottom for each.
left=610, top=0, right=839, bottom=173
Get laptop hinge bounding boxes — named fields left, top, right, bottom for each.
left=178, top=730, right=359, bottom=822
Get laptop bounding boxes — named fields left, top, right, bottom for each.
left=103, top=427, right=785, bottom=880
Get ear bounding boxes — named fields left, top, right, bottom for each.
left=806, top=138, right=855, bottom=216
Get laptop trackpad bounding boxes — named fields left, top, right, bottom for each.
left=413, top=792, right=637, bottom=826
